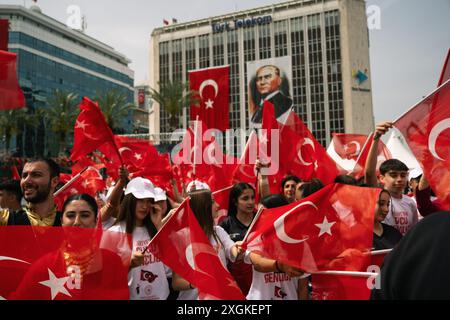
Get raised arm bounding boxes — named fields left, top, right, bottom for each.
left=100, top=166, right=129, bottom=222
left=364, top=122, right=393, bottom=187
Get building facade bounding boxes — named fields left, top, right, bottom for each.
left=0, top=4, right=134, bottom=156
left=150, top=0, right=374, bottom=155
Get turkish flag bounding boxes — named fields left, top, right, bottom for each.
left=349, top=133, right=392, bottom=179
left=280, top=112, right=342, bottom=184
left=72, top=155, right=104, bottom=175
left=0, top=226, right=130, bottom=300
left=394, top=80, right=450, bottom=209
left=232, top=130, right=258, bottom=185
left=0, top=50, right=25, bottom=110
left=54, top=167, right=106, bottom=211
left=243, top=183, right=379, bottom=273
left=70, top=97, right=119, bottom=162
left=438, top=49, right=450, bottom=86
left=0, top=20, right=8, bottom=51
left=147, top=199, right=245, bottom=300
left=189, top=66, right=230, bottom=131
left=331, top=134, right=368, bottom=161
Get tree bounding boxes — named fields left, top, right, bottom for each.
left=94, top=90, right=133, bottom=133
left=45, top=90, right=79, bottom=156
left=148, top=80, right=198, bottom=132
left=0, top=108, right=33, bottom=154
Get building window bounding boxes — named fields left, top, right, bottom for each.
left=212, top=33, right=224, bottom=66
left=199, top=34, right=210, bottom=69
left=308, top=14, right=326, bottom=146
left=325, top=10, right=344, bottom=135
left=258, top=23, right=271, bottom=60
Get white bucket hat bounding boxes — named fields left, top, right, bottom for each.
left=124, top=177, right=155, bottom=199
left=154, top=187, right=167, bottom=202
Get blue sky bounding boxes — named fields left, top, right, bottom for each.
left=3, top=0, right=450, bottom=125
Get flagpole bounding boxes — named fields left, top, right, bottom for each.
left=370, top=249, right=392, bottom=256
left=348, top=132, right=373, bottom=175
left=192, top=116, right=200, bottom=178
left=311, top=270, right=378, bottom=278
left=53, top=166, right=89, bottom=197
left=212, top=185, right=234, bottom=195
left=241, top=206, right=264, bottom=243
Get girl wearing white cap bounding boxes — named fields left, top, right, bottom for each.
left=108, top=177, right=170, bottom=300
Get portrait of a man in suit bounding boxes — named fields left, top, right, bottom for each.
left=248, top=64, right=293, bottom=126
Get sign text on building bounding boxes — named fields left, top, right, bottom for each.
left=212, top=15, right=273, bottom=33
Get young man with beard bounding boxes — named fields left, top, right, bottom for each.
left=0, top=158, right=62, bottom=226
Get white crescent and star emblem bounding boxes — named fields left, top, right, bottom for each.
left=0, top=256, right=31, bottom=264
left=315, top=216, right=336, bottom=237
left=273, top=201, right=317, bottom=244
left=118, top=147, right=132, bottom=154
left=297, top=138, right=317, bottom=167
left=185, top=242, right=219, bottom=279
left=428, top=118, right=450, bottom=161
left=199, top=79, right=219, bottom=109
left=344, top=141, right=361, bottom=157
left=77, top=118, right=100, bottom=141
left=39, top=268, right=72, bottom=300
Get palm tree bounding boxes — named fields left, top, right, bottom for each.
left=94, top=90, right=133, bottom=133
left=148, top=80, right=198, bottom=131
left=45, top=90, right=79, bottom=156
left=0, top=108, right=34, bottom=154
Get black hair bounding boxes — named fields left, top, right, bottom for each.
left=227, top=182, right=255, bottom=218
left=379, top=159, right=409, bottom=175
left=297, top=178, right=324, bottom=199
left=0, top=180, right=22, bottom=202
left=116, top=193, right=157, bottom=238
left=261, top=194, right=289, bottom=209
left=62, top=193, right=98, bottom=218
left=26, top=157, right=60, bottom=178
left=281, top=175, right=301, bottom=189
left=334, top=175, right=358, bottom=186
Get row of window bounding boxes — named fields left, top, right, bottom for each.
left=9, top=32, right=133, bottom=86
left=158, top=10, right=344, bottom=148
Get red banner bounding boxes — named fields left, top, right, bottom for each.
left=189, top=66, right=230, bottom=131
left=0, top=50, right=25, bottom=110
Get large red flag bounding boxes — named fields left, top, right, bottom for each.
left=243, top=183, right=379, bottom=273
left=70, top=97, right=119, bottom=162
left=281, top=112, right=342, bottom=184
left=0, top=226, right=130, bottom=300
left=147, top=199, right=245, bottom=300
left=394, top=80, right=450, bottom=209
left=54, top=167, right=106, bottom=211
left=0, top=50, right=25, bottom=110
left=349, top=133, right=392, bottom=179
left=0, top=20, right=8, bottom=51
left=189, top=66, right=230, bottom=131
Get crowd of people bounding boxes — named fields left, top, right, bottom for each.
left=0, top=121, right=445, bottom=300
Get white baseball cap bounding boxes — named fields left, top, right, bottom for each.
left=409, top=168, right=423, bottom=180
left=187, top=180, right=210, bottom=192
left=154, top=187, right=167, bottom=202
left=124, top=177, right=155, bottom=199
